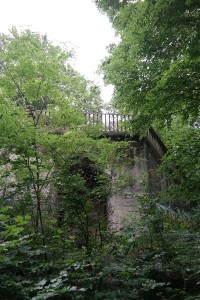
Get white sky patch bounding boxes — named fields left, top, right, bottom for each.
left=0, top=0, right=118, bottom=104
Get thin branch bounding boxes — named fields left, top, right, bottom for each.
left=10, top=75, right=28, bottom=106
left=35, top=76, right=44, bottom=102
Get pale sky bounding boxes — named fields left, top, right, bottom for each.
left=0, top=0, right=117, bottom=103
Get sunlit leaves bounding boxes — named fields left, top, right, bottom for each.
left=0, top=27, right=103, bottom=112
left=0, top=28, right=71, bottom=109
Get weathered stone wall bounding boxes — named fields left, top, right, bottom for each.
left=107, top=133, right=168, bottom=232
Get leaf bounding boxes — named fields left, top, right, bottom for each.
left=0, top=206, right=10, bottom=213
left=14, top=216, right=23, bottom=223
left=37, top=279, right=47, bottom=286
left=68, top=286, right=78, bottom=291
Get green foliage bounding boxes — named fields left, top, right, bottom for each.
left=92, top=2, right=200, bottom=299
left=0, top=27, right=112, bottom=299
left=2, top=195, right=200, bottom=299
left=94, top=0, right=127, bottom=22
left=97, top=0, right=200, bottom=129
left=0, top=27, right=102, bottom=112
left=159, top=127, right=200, bottom=205
left=0, top=19, right=200, bottom=299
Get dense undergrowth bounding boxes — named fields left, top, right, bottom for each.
left=1, top=196, right=200, bottom=300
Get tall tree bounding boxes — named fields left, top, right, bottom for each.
left=0, top=27, right=102, bottom=112
left=0, top=28, right=116, bottom=300
left=95, top=0, right=200, bottom=129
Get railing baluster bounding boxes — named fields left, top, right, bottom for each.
left=92, top=113, right=94, bottom=125
left=89, top=114, right=91, bottom=126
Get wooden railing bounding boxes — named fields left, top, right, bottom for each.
left=85, top=113, right=131, bottom=132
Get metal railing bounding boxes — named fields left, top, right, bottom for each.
left=28, top=110, right=132, bottom=133
left=85, top=113, right=131, bottom=132
left=27, top=110, right=167, bottom=155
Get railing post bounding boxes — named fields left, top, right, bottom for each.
left=93, top=113, right=95, bottom=125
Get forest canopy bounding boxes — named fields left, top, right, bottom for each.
left=0, top=27, right=102, bottom=113
left=95, top=0, right=200, bottom=129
